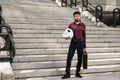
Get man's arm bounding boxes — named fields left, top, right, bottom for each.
left=83, top=23, right=86, bottom=52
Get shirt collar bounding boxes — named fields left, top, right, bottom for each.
left=74, top=21, right=81, bottom=25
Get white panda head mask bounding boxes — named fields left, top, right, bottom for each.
left=63, top=28, right=73, bottom=39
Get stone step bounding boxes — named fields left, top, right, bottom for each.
left=14, top=38, right=59, bottom=43
left=9, top=24, right=120, bottom=30
left=26, top=22, right=95, bottom=26
left=14, top=38, right=120, bottom=43
left=15, top=42, right=120, bottom=49
left=12, top=30, right=120, bottom=35
left=0, top=0, right=56, bottom=4
left=15, top=48, right=120, bottom=55
left=9, top=23, right=120, bottom=30
left=6, top=18, right=72, bottom=21
left=62, top=43, right=120, bottom=48
left=6, top=17, right=89, bottom=21
left=15, top=72, right=120, bottom=80
left=59, top=38, right=120, bottom=43
left=12, top=29, right=120, bottom=34
left=7, top=20, right=71, bottom=24
left=5, top=16, right=73, bottom=20
left=8, top=19, right=72, bottom=23
left=8, top=24, right=109, bottom=30
left=11, top=26, right=120, bottom=31
left=15, top=43, right=62, bottom=49
left=3, top=11, right=74, bottom=21
left=8, top=21, right=95, bottom=26
left=12, top=58, right=120, bottom=70
left=10, top=24, right=67, bottom=30
left=15, top=49, right=67, bottom=55
left=13, top=33, right=120, bottom=38
left=14, top=64, right=120, bottom=78
left=4, top=12, right=73, bottom=18
left=13, top=53, right=120, bottom=62
left=13, top=34, right=61, bottom=38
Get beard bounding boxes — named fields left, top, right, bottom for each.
left=75, top=19, right=80, bottom=22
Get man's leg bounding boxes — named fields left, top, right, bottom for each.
left=76, top=41, right=84, bottom=77
left=65, top=42, right=76, bottom=73
left=62, top=41, right=76, bottom=79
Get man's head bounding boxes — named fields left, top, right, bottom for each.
left=73, top=11, right=81, bottom=22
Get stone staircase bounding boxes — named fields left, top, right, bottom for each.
left=1, top=0, right=120, bottom=80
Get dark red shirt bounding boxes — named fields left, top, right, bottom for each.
left=69, top=22, right=86, bottom=48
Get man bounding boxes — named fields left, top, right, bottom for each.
left=62, top=11, right=86, bottom=79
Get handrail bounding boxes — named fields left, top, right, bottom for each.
left=82, top=0, right=120, bottom=27
left=0, top=33, right=15, bottom=63
left=0, top=5, right=2, bottom=12
left=0, top=5, right=15, bottom=63
left=0, top=23, right=15, bottom=63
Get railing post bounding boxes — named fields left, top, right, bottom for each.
left=113, top=8, right=120, bottom=27
left=95, top=5, right=103, bottom=23
left=61, top=0, right=67, bottom=7
left=69, top=0, right=79, bottom=8
left=0, top=5, right=2, bottom=33
left=82, top=0, right=88, bottom=11
left=75, top=0, right=77, bottom=7
left=70, top=0, right=72, bottom=7
left=61, top=0, right=80, bottom=8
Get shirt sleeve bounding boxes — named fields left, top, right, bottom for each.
left=83, top=23, right=86, bottom=48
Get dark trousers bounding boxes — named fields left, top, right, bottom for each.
left=65, top=39, right=84, bottom=74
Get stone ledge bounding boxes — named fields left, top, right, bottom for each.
left=0, top=62, right=15, bottom=80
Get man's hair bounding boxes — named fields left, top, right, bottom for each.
left=73, top=11, right=81, bottom=16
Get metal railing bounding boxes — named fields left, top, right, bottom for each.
left=61, top=0, right=81, bottom=7
left=95, top=5, right=103, bottom=23
left=0, top=5, right=15, bottom=63
left=61, top=0, right=67, bottom=7
left=113, top=8, right=120, bottom=27
left=82, top=0, right=120, bottom=27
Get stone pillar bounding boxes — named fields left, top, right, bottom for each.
left=0, top=62, right=15, bottom=80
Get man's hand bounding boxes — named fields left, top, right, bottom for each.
left=83, top=48, right=86, bottom=53
left=65, top=37, right=71, bottom=40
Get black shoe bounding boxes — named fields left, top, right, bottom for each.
left=75, top=73, right=82, bottom=78
left=61, top=73, right=70, bottom=79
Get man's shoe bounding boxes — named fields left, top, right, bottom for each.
left=61, top=74, right=70, bottom=79
left=75, top=73, right=82, bottom=78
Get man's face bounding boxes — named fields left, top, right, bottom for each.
left=73, top=14, right=81, bottom=22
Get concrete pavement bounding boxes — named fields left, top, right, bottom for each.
left=16, top=72, right=120, bottom=80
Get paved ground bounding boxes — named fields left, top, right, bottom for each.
left=19, top=72, right=120, bottom=80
